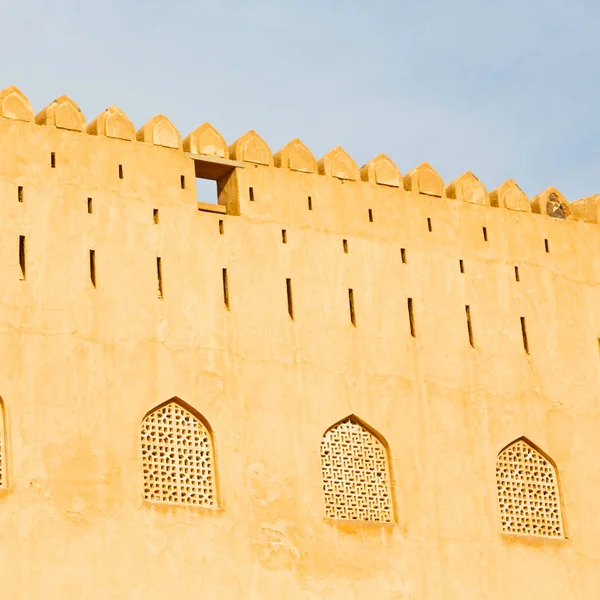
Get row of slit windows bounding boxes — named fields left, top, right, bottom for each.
left=0, top=398, right=564, bottom=537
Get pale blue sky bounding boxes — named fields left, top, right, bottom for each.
left=2, top=0, right=599, bottom=199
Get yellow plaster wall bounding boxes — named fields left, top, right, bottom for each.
left=0, top=94, right=598, bottom=599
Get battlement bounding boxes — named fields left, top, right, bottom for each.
left=2, top=84, right=599, bottom=225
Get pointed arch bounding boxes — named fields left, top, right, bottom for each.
left=136, top=115, right=182, bottom=149
left=446, top=171, right=489, bottom=206
left=274, top=138, right=317, bottom=173
left=87, top=106, right=135, bottom=141
left=141, top=397, right=217, bottom=507
left=228, top=130, right=273, bottom=165
left=0, top=397, right=6, bottom=489
left=0, top=85, right=34, bottom=122
left=403, top=162, right=444, bottom=197
left=489, top=179, right=530, bottom=212
left=318, top=146, right=359, bottom=181
left=360, top=153, right=402, bottom=187
left=496, top=437, right=564, bottom=538
left=35, top=95, right=86, bottom=131
left=183, top=122, right=228, bottom=158
left=531, top=187, right=571, bottom=220
left=320, top=414, right=393, bottom=522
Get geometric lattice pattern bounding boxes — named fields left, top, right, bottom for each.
left=496, top=439, right=564, bottom=538
left=320, top=417, right=393, bottom=522
left=141, top=400, right=216, bottom=507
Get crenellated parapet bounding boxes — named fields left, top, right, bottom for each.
left=0, top=84, right=595, bottom=224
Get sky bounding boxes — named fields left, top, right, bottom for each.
left=1, top=0, right=599, bottom=200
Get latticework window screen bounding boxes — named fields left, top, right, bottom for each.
left=141, top=401, right=217, bottom=507
left=320, top=417, right=393, bottom=522
left=496, top=439, right=564, bottom=537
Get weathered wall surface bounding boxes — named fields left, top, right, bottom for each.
left=0, top=89, right=598, bottom=599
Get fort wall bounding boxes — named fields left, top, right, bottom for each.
left=0, top=87, right=598, bottom=598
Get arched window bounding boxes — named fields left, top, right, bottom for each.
left=0, top=399, right=5, bottom=489
left=496, top=438, right=564, bottom=537
left=320, top=416, right=393, bottom=522
left=141, top=399, right=217, bottom=507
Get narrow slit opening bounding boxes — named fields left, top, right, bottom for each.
left=156, top=257, right=163, bottom=299
left=50, top=152, right=56, bottom=168
left=222, top=268, right=229, bottom=310
left=521, top=317, right=530, bottom=354
left=308, top=196, right=313, bottom=210
left=408, top=298, right=416, bottom=337
left=282, top=229, right=287, bottom=244
left=89, top=249, right=96, bottom=288
left=348, top=289, right=356, bottom=327
left=286, top=278, right=294, bottom=320
left=219, top=220, right=224, bottom=235
left=427, top=217, right=432, bottom=232
left=118, top=164, right=123, bottom=179
left=153, top=208, right=159, bottom=224
left=249, top=187, right=254, bottom=202
left=18, top=186, right=23, bottom=203
left=87, top=198, right=93, bottom=214
left=368, top=208, right=373, bottom=222
left=19, top=235, right=25, bottom=280
left=466, top=305, right=474, bottom=347
left=515, top=266, right=520, bottom=282
left=180, top=175, right=186, bottom=190
left=544, top=238, right=550, bottom=253
left=459, top=259, right=464, bottom=273
left=483, top=226, right=488, bottom=241
left=343, top=239, right=348, bottom=254
left=401, top=248, right=406, bottom=264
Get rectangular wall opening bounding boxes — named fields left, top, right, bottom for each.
left=348, top=289, right=356, bottom=326
left=282, top=229, right=287, bottom=244
left=87, top=198, right=93, bottom=214
left=180, top=175, right=186, bottom=190
left=18, top=186, right=23, bottom=203
left=368, top=209, right=373, bottom=222
left=156, top=257, right=163, bottom=299
left=483, top=226, right=488, bottom=241
left=249, top=187, right=254, bottom=202
left=19, top=235, right=25, bottom=280
left=343, top=239, right=348, bottom=254
left=153, top=208, right=159, bottom=224
left=408, top=298, right=416, bottom=337
left=427, top=217, right=432, bottom=232
left=89, top=249, right=96, bottom=288
left=222, top=268, right=229, bottom=310
left=544, top=238, right=550, bottom=253
left=51, top=152, right=56, bottom=168
left=515, top=266, right=520, bottom=282
left=401, top=248, right=406, bottom=264
left=196, top=178, right=218, bottom=205
left=466, top=305, right=474, bottom=347
left=521, top=317, right=530, bottom=354
left=286, top=278, right=294, bottom=320
left=118, top=164, right=123, bottom=179
left=219, top=219, right=224, bottom=235
left=459, top=259, right=464, bottom=273
left=308, top=196, right=313, bottom=210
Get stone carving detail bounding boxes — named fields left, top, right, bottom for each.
left=0, top=86, right=34, bottom=122
left=360, top=154, right=402, bottom=187
left=404, top=163, right=444, bottom=197
left=274, top=138, right=317, bottom=173
left=489, top=179, right=530, bottom=212
left=446, top=171, right=489, bottom=205
left=229, top=130, right=273, bottom=165
left=141, top=400, right=216, bottom=507
left=496, top=439, right=564, bottom=538
left=183, top=122, right=228, bottom=158
left=87, top=106, right=135, bottom=141
left=35, top=95, right=86, bottom=132
left=530, top=187, right=571, bottom=220
left=318, top=147, right=359, bottom=181
left=320, top=417, right=393, bottom=522
left=136, top=115, right=182, bottom=149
